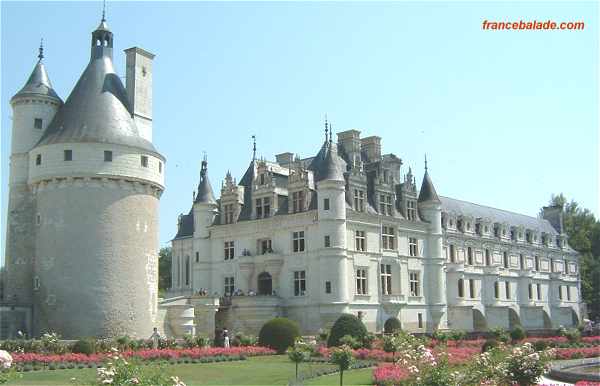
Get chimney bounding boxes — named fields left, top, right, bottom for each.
left=361, top=136, right=381, bottom=161
left=337, top=130, right=361, bottom=169
left=542, top=205, right=564, bottom=234
left=276, top=152, right=294, bottom=166
left=125, top=47, right=155, bottom=142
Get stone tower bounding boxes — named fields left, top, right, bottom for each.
left=4, top=43, right=62, bottom=335
left=417, top=160, right=447, bottom=331
left=4, top=15, right=165, bottom=339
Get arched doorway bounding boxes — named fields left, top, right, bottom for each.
left=542, top=310, right=552, bottom=329
left=508, top=308, right=521, bottom=329
left=473, top=309, right=487, bottom=331
left=258, top=272, right=272, bottom=295
left=570, top=308, right=579, bottom=327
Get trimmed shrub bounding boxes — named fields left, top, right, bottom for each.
left=533, top=340, right=548, bottom=352
left=448, top=329, right=467, bottom=341
left=71, top=339, right=96, bottom=355
left=258, top=318, right=300, bottom=354
left=384, top=317, right=402, bottom=334
left=489, top=327, right=510, bottom=343
left=510, top=326, right=526, bottom=341
left=481, top=339, right=498, bottom=353
left=327, top=314, right=367, bottom=347
left=564, top=328, right=582, bottom=343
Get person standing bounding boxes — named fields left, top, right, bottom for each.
left=223, top=328, right=230, bottom=348
left=150, top=327, right=161, bottom=349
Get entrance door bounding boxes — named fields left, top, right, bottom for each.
left=258, top=272, right=272, bottom=295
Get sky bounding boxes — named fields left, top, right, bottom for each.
left=1, top=1, right=598, bottom=260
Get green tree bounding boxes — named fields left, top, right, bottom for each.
left=546, top=194, right=600, bottom=319
left=158, top=247, right=172, bottom=292
left=287, top=340, right=309, bottom=380
left=329, top=345, right=354, bottom=386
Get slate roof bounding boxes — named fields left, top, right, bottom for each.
left=12, top=61, right=62, bottom=102
left=417, top=170, right=441, bottom=203
left=194, top=161, right=217, bottom=205
left=174, top=210, right=194, bottom=239
left=440, top=196, right=559, bottom=235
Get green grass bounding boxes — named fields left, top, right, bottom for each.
left=8, top=356, right=344, bottom=386
left=304, top=368, right=373, bottom=385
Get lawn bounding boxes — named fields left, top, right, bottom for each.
left=304, top=368, right=373, bottom=385
left=8, top=356, right=344, bottom=386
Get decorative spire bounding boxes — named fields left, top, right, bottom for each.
left=424, top=154, right=428, bottom=172
left=38, top=38, right=44, bottom=62
left=101, top=0, right=107, bottom=22
left=324, top=114, right=329, bottom=142
left=200, top=152, right=208, bottom=178
left=252, top=135, right=256, bottom=161
left=329, top=124, right=333, bottom=145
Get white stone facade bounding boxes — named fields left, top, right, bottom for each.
left=170, top=130, right=582, bottom=336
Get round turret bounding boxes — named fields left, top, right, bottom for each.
left=27, top=17, right=165, bottom=338
left=193, top=158, right=218, bottom=238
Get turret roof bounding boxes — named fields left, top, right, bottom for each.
left=417, top=170, right=441, bottom=203
left=12, top=61, right=61, bottom=103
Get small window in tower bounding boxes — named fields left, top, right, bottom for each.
left=33, top=276, right=40, bottom=291
left=104, top=151, right=113, bottom=162
left=159, top=162, right=163, bottom=173
left=324, top=235, right=331, bottom=248
left=64, top=150, right=73, bottom=161
left=34, top=118, right=43, bottom=129
left=141, top=155, right=149, bottom=168
left=36, top=214, right=41, bottom=225
left=325, top=281, right=332, bottom=294
left=324, top=198, right=330, bottom=210
left=195, top=252, right=199, bottom=263
left=35, top=154, right=42, bottom=166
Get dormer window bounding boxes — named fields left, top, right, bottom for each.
left=510, top=229, right=515, bottom=240
left=484, top=225, right=489, bottom=233
left=466, top=222, right=471, bottom=231
left=379, top=194, right=393, bottom=216
left=449, top=219, right=454, bottom=227
left=260, top=173, right=265, bottom=185
left=223, top=203, right=234, bottom=224
left=353, top=189, right=365, bottom=212
left=407, top=200, right=417, bottom=221
left=475, top=223, right=481, bottom=235
left=292, top=191, right=305, bottom=213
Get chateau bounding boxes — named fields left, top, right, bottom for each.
left=170, top=128, right=582, bottom=336
left=2, top=15, right=164, bottom=339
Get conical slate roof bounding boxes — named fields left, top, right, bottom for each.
left=417, top=170, right=441, bottom=203
left=12, top=61, right=61, bottom=102
left=194, top=160, right=216, bottom=204
left=319, top=144, right=346, bottom=182
left=35, top=21, right=156, bottom=153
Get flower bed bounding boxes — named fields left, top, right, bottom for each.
left=373, top=363, right=410, bottom=385
left=554, top=347, right=600, bottom=360
left=11, top=346, right=275, bottom=367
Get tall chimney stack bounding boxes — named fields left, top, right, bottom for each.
left=125, top=47, right=155, bottom=142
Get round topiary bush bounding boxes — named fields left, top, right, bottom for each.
left=481, top=339, right=498, bottom=353
left=71, top=339, right=96, bottom=355
left=258, top=317, right=300, bottom=354
left=384, top=317, right=402, bottom=334
left=510, top=326, right=526, bottom=341
left=327, top=314, right=367, bottom=347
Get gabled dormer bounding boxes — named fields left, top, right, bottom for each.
left=397, top=167, right=418, bottom=221
left=288, top=158, right=314, bottom=214
left=220, top=171, right=244, bottom=224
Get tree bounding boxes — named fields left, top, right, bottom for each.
left=329, top=345, right=354, bottom=386
left=287, top=340, right=309, bottom=380
left=158, top=247, right=172, bottom=292
left=545, top=194, right=600, bottom=319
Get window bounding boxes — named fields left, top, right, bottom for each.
left=294, top=271, right=306, bottom=296
left=519, top=254, right=525, bottom=270
left=536, top=283, right=542, bottom=300
left=224, top=241, right=235, bottom=260
left=356, top=268, right=368, bottom=295
left=323, top=198, right=330, bottom=210
left=159, top=162, right=162, bottom=173
left=64, top=149, right=72, bottom=161
left=469, top=279, right=475, bottom=298
left=409, top=272, right=420, bottom=296
left=485, top=249, right=491, bottom=266
left=528, top=283, right=533, bottom=300
left=407, top=200, right=417, bottom=221
left=34, top=118, right=43, bottom=129
left=380, top=264, right=392, bottom=295
left=467, top=247, right=473, bottom=265
left=558, top=285, right=563, bottom=300
left=324, top=235, right=331, bottom=248
left=256, top=199, right=263, bottom=218
left=379, top=194, right=393, bottom=216
left=382, top=169, right=389, bottom=183
left=567, top=286, right=572, bottom=301
left=418, top=313, right=423, bottom=328
left=534, top=256, right=540, bottom=271
left=104, top=150, right=113, bottom=162
left=255, top=197, right=270, bottom=218
left=355, top=230, right=366, bottom=252
left=505, top=281, right=511, bottom=299
left=36, top=214, right=41, bottom=225
left=195, top=252, right=199, bottom=263
left=494, top=281, right=499, bottom=299
left=353, top=189, right=365, bottom=212
left=292, top=191, right=305, bottom=213
left=33, top=276, right=40, bottom=290
left=35, top=154, right=41, bottom=165
left=260, top=239, right=272, bottom=255
left=259, top=173, right=265, bottom=185
left=325, top=281, right=331, bottom=294
left=293, top=231, right=305, bottom=252
left=450, top=244, right=456, bottom=263
left=458, top=279, right=464, bottom=298
left=503, top=251, right=509, bottom=268
left=185, top=257, right=190, bottom=286
left=224, top=277, right=235, bottom=296
left=224, top=204, right=234, bottom=224
left=141, top=155, right=148, bottom=167
left=382, top=226, right=395, bottom=250
left=409, top=238, right=418, bottom=257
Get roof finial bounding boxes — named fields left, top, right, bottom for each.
left=252, top=135, right=256, bottom=161
left=324, top=114, right=329, bottom=142
left=424, top=154, right=428, bottom=172
left=38, top=38, right=44, bottom=61
left=329, top=123, right=333, bottom=145
left=101, top=0, right=107, bottom=22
